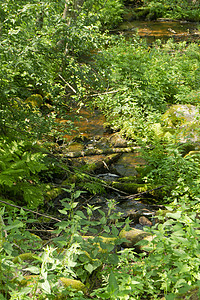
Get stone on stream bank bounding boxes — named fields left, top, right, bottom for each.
left=119, top=227, right=155, bottom=252
left=111, top=180, right=165, bottom=199
left=152, top=104, right=200, bottom=152
left=110, top=152, right=146, bottom=177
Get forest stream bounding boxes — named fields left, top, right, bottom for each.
left=55, top=19, right=200, bottom=230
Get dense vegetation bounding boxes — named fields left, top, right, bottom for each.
left=128, top=0, right=200, bottom=21
left=1, top=0, right=200, bottom=299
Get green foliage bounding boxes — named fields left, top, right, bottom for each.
left=0, top=0, right=123, bottom=141
left=141, top=0, right=200, bottom=21
left=91, top=200, right=200, bottom=299
left=0, top=139, right=47, bottom=208
left=0, top=188, right=125, bottom=299
left=94, top=38, right=200, bottom=139
left=2, top=182, right=200, bottom=299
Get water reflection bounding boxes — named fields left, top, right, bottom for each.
left=119, top=19, right=200, bottom=43
left=62, top=107, right=107, bottom=142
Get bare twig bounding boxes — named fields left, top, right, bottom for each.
left=88, top=90, right=119, bottom=97
left=58, top=74, right=77, bottom=94
left=0, top=200, right=61, bottom=222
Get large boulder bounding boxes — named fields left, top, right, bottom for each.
left=162, top=104, right=199, bottom=127
left=111, top=152, right=146, bottom=177
left=119, top=228, right=155, bottom=251
left=162, top=104, right=200, bottom=144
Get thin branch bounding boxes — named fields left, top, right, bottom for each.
left=0, top=200, right=61, bottom=222
left=58, top=74, right=77, bottom=94
left=88, top=90, right=119, bottom=97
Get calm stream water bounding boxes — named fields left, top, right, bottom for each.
left=119, top=19, right=200, bottom=44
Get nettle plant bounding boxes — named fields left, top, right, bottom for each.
left=1, top=183, right=200, bottom=299
left=0, top=186, right=126, bottom=299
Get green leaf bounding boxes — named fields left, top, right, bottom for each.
left=84, top=263, right=95, bottom=274
left=104, top=225, right=110, bottom=233
left=76, top=210, right=87, bottom=219
left=107, top=253, right=119, bottom=265
left=58, top=209, right=68, bottom=215
left=74, top=190, right=84, bottom=199
left=111, top=225, right=119, bottom=236
left=71, top=202, right=78, bottom=209
left=108, top=270, right=119, bottom=295
left=4, top=220, right=24, bottom=231
left=41, top=279, right=51, bottom=294
left=166, top=211, right=182, bottom=219
left=3, top=241, right=13, bottom=255
left=174, top=278, right=187, bottom=288
left=24, top=266, right=40, bottom=274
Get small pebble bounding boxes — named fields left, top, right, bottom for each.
left=139, top=216, right=152, bottom=227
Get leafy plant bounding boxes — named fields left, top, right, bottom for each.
left=142, top=0, right=200, bottom=21
left=0, top=139, right=47, bottom=208
left=0, top=186, right=126, bottom=299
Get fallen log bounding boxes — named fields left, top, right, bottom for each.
left=62, top=146, right=140, bottom=158
left=85, top=153, right=121, bottom=173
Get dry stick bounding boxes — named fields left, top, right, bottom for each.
left=58, top=74, right=77, bottom=94
left=88, top=90, right=120, bottom=97
left=0, top=200, right=61, bottom=222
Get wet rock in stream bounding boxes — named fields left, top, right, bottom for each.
left=111, top=152, right=146, bottom=177
left=82, top=193, right=162, bottom=230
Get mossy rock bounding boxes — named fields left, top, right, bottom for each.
left=67, top=142, right=85, bottom=152
left=25, top=94, right=43, bottom=108
left=108, top=132, right=128, bottom=148
left=162, top=104, right=200, bottom=126
left=45, top=187, right=62, bottom=201
left=13, top=252, right=40, bottom=264
left=175, top=286, right=200, bottom=300
left=112, top=152, right=146, bottom=177
left=82, top=236, right=116, bottom=253
left=59, top=277, right=86, bottom=293
left=112, top=181, right=147, bottom=194
left=117, top=176, right=138, bottom=183
left=119, top=228, right=155, bottom=251
left=161, top=104, right=200, bottom=144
